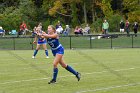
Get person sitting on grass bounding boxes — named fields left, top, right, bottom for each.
left=0, top=26, right=5, bottom=37
left=74, top=26, right=83, bottom=35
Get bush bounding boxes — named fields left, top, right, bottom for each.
left=91, top=14, right=122, bottom=34
left=108, top=14, right=122, bottom=32
left=91, top=18, right=103, bottom=34
left=0, top=7, right=22, bottom=33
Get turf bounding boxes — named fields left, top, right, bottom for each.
left=0, top=49, right=140, bottom=93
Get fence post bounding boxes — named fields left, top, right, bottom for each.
left=70, top=36, right=72, bottom=49
left=111, top=35, right=112, bottom=49
left=13, top=37, right=15, bottom=50
left=90, top=35, right=92, bottom=48
left=132, top=34, right=134, bottom=48
left=31, top=37, right=34, bottom=50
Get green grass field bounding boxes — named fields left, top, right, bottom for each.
left=0, top=49, right=140, bottom=93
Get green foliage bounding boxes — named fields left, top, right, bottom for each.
left=0, top=0, right=38, bottom=33
left=92, top=14, right=122, bottom=33
left=19, top=0, right=37, bottom=27
left=108, top=14, right=122, bottom=32
left=123, top=0, right=139, bottom=11
left=123, top=0, right=140, bottom=22
left=0, top=7, right=21, bottom=31
left=91, top=18, right=103, bottom=33
left=48, top=0, right=63, bottom=16
left=0, top=0, right=140, bottom=33
left=99, top=0, right=113, bottom=18
left=42, top=19, right=51, bottom=31
left=42, top=0, right=54, bottom=14
left=71, top=2, right=79, bottom=27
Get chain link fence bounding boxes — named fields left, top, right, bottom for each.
left=0, top=34, right=140, bottom=50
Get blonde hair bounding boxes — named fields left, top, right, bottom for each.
left=48, top=25, right=56, bottom=32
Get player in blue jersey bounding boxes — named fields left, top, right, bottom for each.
left=38, top=25, right=81, bottom=84
left=32, top=26, right=49, bottom=59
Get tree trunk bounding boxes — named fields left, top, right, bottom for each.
left=92, top=0, right=95, bottom=22
left=84, top=2, right=87, bottom=24
left=71, top=2, right=78, bottom=27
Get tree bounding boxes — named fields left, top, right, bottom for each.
left=0, top=6, right=22, bottom=31
left=97, top=0, right=113, bottom=18
left=71, top=2, right=79, bottom=27
left=42, top=0, right=83, bottom=26
left=92, top=0, right=96, bottom=22
left=123, top=0, right=140, bottom=22
left=0, top=0, right=37, bottom=31
left=1, top=0, right=140, bottom=33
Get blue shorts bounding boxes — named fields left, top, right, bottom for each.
left=52, top=46, right=64, bottom=56
left=38, top=39, right=47, bottom=45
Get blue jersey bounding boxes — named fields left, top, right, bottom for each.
left=36, top=31, right=47, bottom=44
left=47, top=38, right=64, bottom=56
left=37, top=37, right=46, bottom=44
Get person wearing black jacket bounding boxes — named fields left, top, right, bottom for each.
left=120, top=20, right=125, bottom=33
left=133, top=22, right=139, bottom=37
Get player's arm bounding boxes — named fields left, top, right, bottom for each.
left=33, top=36, right=37, bottom=44
left=42, top=33, right=58, bottom=38
left=36, top=31, right=50, bottom=38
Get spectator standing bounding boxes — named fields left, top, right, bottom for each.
left=133, top=22, right=139, bottom=37
left=102, top=19, right=109, bottom=34
left=120, top=20, right=125, bottom=33
left=56, top=21, right=62, bottom=29
left=56, top=26, right=63, bottom=34
left=56, top=21, right=63, bottom=34
left=125, top=20, right=130, bottom=37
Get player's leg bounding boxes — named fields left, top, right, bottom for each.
left=48, top=54, right=62, bottom=84
left=120, top=29, right=122, bottom=32
left=42, top=44, right=49, bottom=58
left=127, top=29, right=130, bottom=37
left=134, top=29, right=137, bottom=37
left=32, top=44, right=40, bottom=58
left=104, top=29, right=106, bottom=34
left=59, top=58, right=81, bottom=81
left=135, top=29, right=137, bottom=37
left=122, top=29, right=124, bottom=33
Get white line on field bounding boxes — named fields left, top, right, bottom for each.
left=76, top=82, right=140, bottom=93
left=0, top=67, right=139, bottom=85
left=83, top=67, right=138, bottom=75
left=0, top=77, right=51, bottom=85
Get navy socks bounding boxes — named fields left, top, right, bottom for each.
left=33, top=50, right=38, bottom=56
left=65, top=65, right=77, bottom=75
left=52, top=68, right=58, bottom=81
left=45, top=50, right=49, bottom=56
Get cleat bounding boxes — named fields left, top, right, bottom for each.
left=48, top=79, right=56, bottom=84
left=76, top=72, right=81, bottom=81
left=32, top=56, right=35, bottom=59
left=46, top=56, right=49, bottom=59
